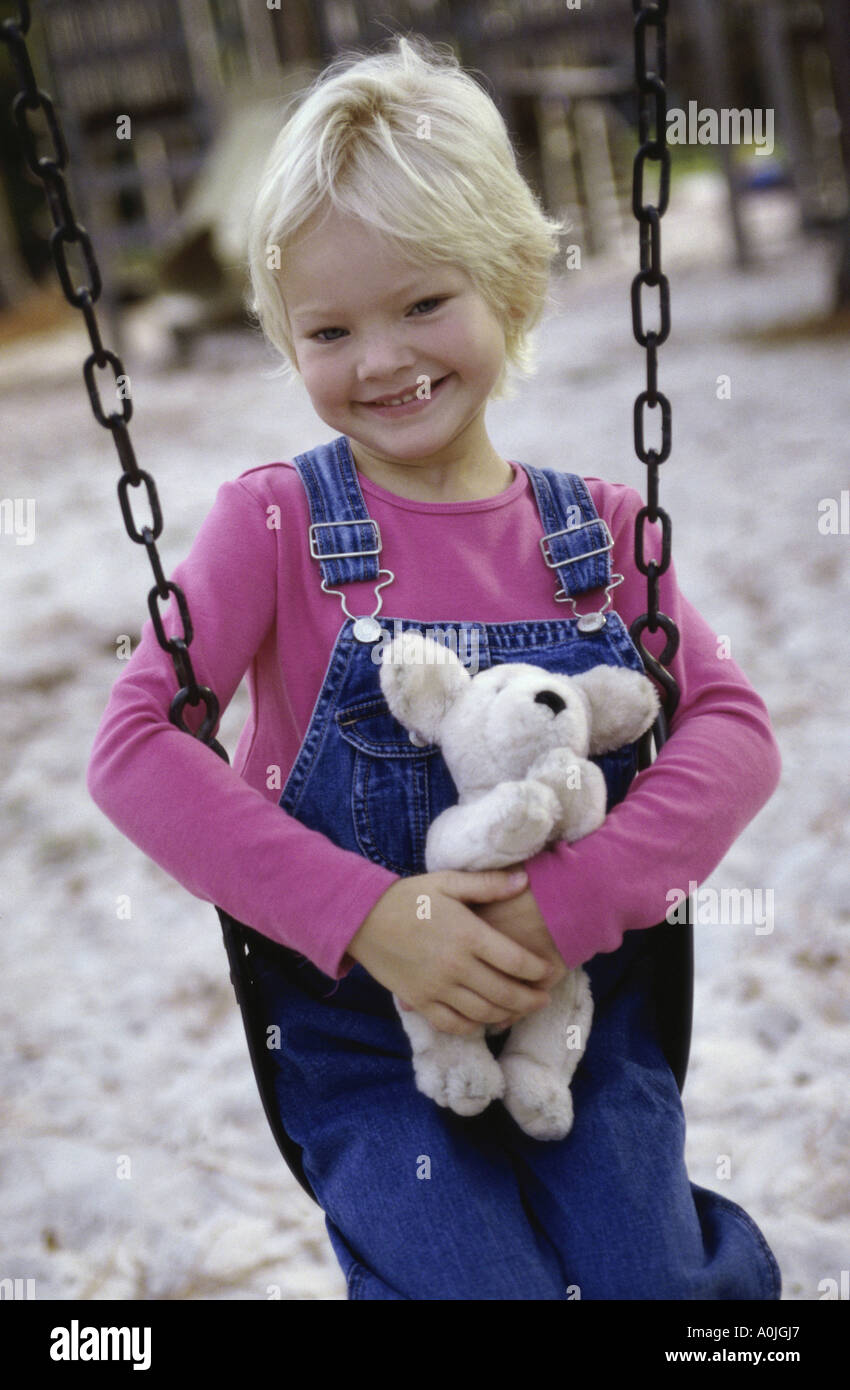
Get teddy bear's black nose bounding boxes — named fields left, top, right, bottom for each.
left=534, top=689, right=566, bottom=716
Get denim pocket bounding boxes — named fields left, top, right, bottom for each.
left=335, top=697, right=456, bottom=876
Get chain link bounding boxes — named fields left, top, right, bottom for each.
left=1, top=4, right=227, bottom=759
left=629, top=0, right=681, bottom=725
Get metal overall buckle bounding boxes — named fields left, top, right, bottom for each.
left=309, top=519, right=394, bottom=643
left=539, top=518, right=622, bottom=631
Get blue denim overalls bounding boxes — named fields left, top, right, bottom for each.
left=248, top=434, right=781, bottom=1301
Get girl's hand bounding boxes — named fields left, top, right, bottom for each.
left=346, top=868, right=553, bottom=1036
left=472, top=883, right=567, bottom=1029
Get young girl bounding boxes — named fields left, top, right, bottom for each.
left=87, top=35, right=782, bottom=1300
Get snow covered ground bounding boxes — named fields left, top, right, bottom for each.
left=1, top=173, right=848, bottom=1300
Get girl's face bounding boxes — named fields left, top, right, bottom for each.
left=281, top=207, right=510, bottom=492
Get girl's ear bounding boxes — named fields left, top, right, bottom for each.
left=379, top=632, right=470, bottom=745
left=570, top=666, right=660, bottom=756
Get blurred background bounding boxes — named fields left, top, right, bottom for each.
left=1, top=0, right=849, bottom=351
left=1, top=0, right=848, bottom=1303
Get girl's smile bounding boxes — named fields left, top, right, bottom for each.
left=358, top=372, right=452, bottom=415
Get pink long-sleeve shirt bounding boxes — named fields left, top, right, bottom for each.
left=86, top=453, right=781, bottom=979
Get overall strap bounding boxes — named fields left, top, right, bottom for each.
left=292, top=435, right=381, bottom=587
left=292, top=442, right=619, bottom=627
left=519, top=463, right=615, bottom=599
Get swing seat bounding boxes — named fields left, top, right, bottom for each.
left=217, top=907, right=319, bottom=1202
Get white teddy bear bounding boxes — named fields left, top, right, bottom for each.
left=379, top=630, right=659, bottom=1141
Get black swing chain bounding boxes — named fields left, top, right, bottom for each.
left=628, top=3, right=691, bottom=1098
left=0, top=2, right=229, bottom=761
left=629, top=0, right=681, bottom=728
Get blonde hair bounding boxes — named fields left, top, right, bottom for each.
left=245, top=33, right=566, bottom=401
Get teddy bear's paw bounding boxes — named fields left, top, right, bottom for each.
left=528, top=746, right=579, bottom=788
left=414, top=1046, right=506, bottom=1117
left=500, top=1055, right=575, bottom=1141
left=493, top=782, right=559, bottom=857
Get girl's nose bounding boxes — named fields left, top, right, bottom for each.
left=357, top=339, right=417, bottom=383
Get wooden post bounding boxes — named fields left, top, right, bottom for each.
left=175, top=0, right=226, bottom=115
left=537, top=98, right=586, bottom=256
left=751, top=0, right=823, bottom=226
left=820, top=0, right=850, bottom=307
left=688, top=0, right=752, bottom=268
left=233, top=0, right=287, bottom=78
left=269, top=0, right=322, bottom=63
left=0, top=176, right=32, bottom=309
left=572, top=98, right=625, bottom=255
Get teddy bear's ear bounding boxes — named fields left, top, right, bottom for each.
left=571, top=666, right=660, bottom=756
left=378, top=632, right=470, bottom=745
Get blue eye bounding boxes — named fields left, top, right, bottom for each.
left=310, top=297, right=444, bottom=343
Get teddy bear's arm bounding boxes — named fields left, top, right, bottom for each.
left=526, top=749, right=608, bottom=843
left=425, top=782, right=561, bottom=872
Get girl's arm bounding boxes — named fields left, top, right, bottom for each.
left=86, top=475, right=399, bottom=980
left=523, top=481, right=782, bottom=968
